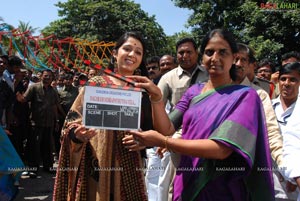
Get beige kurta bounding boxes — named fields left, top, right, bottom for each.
left=53, top=76, right=147, bottom=201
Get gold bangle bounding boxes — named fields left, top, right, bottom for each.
left=150, top=95, right=163, bottom=104
left=164, top=136, right=170, bottom=150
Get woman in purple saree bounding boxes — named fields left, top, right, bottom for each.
left=170, top=83, right=273, bottom=200
left=123, top=29, right=274, bottom=200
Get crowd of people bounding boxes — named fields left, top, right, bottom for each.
left=0, top=29, right=300, bottom=201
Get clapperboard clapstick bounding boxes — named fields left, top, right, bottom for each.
left=84, top=60, right=145, bottom=92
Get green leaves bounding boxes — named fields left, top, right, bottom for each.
left=42, top=0, right=169, bottom=57
left=176, top=0, right=300, bottom=64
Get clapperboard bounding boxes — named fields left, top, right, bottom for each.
left=82, top=62, right=145, bottom=130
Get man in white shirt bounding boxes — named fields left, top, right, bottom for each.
left=272, top=62, right=300, bottom=201
left=150, top=38, right=208, bottom=201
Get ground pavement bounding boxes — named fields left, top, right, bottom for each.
left=14, top=164, right=57, bottom=201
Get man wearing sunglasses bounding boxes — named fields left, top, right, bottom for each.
left=146, top=56, right=162, bottom=85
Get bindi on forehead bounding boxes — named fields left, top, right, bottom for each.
left=132, top=42, right=141, bottom=48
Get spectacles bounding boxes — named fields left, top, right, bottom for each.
left=147, top=66, right=159, bottom=71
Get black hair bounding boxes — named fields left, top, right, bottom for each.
left=229, top=66, right=237, bottom=81
left=8, top=55, right=23, bottom=67
left=23, top=76, right=30, bottom=82
left=106, top=32, right=152, bottom=134
left=78, top=73, right=88, bottom=81
left=279, top=62, right=300, bottom=78
left=0, top=54, right=9, bottom=61
left=108, top=31, right=148, bottom=77
left=41, top=69, right=54, bottom=78
left=114, top=32, right=146, bottom=55
left=237, top=43, right=256, bottom=64
left=201, top=29, right=238, bottom=81
left=258, top=58, right=275, bottom=73
left=176, top=37, right=197, bottom=52
left=58, top=73, right=65, bottom=79
left=281, top=51, right=300, bottom=63
left=68, top=71, right=75, bottom=77
left=146, top=56, right=160, bottom=66
left=160, top=54, right=177, bottom=65
left=200, top=29, right=238, bottom=55
left=63, top=73, right=73, bottom=80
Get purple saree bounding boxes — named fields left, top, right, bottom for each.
left=169, top=84, right=274, bottom=201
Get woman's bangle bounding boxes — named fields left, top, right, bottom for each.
left=69, top=127, right=83, bottom=144
left=164, top=136, right=170, bottom=150
left=150, top=95, right=163, bottom=104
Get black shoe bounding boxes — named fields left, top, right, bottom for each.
left=21, top=171, right=29, bottom=176
left=29, top=172, right=37, bottom=178
left=21, top=171, right=30, bottom=179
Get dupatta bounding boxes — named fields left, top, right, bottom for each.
left=53, top=76, right=148, bottom=201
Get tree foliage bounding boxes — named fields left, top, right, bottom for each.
left=4, top=0, right=300, bottom=66
left=164, top=31, right=195, bottom=56
left=42, top=0, right=170, bottom=58
left=173, top=0, right=300, bottom=64
left=18, top=21, right=38, bottom=35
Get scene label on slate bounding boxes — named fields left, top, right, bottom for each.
left=83, top=86, right=142, bottom=130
